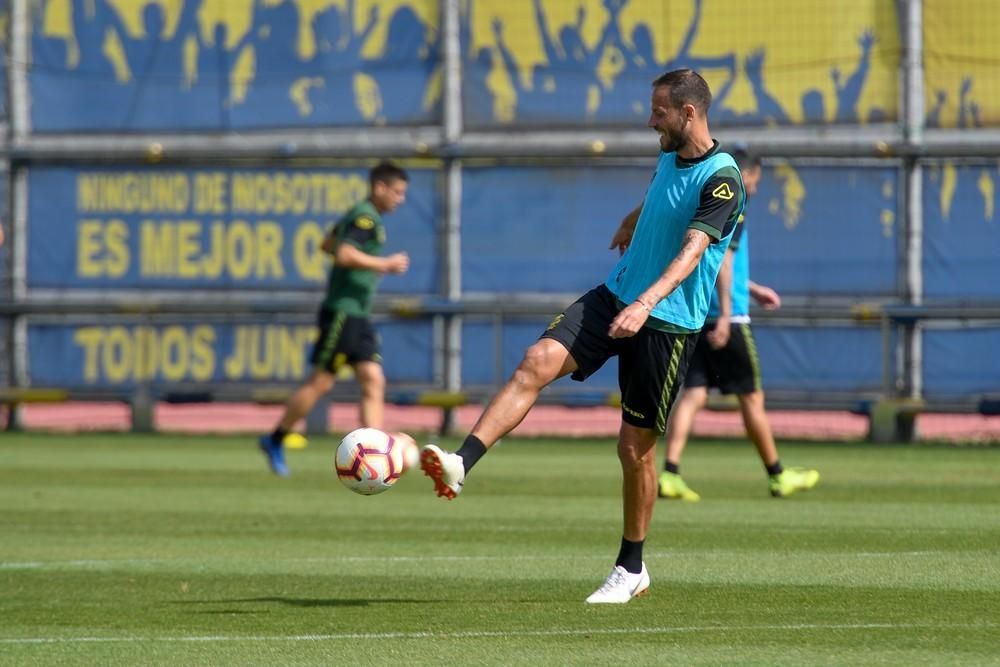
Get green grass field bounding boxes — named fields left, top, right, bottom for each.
left=1, top=432, right=998, bottom=666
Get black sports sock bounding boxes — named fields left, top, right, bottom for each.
left=270, top=427, right=289, bottom=444
left=766, top=460, right=784, bottom=476
left=665, top=461, right=680, bottom=475
left=615, top=536, right=644, bottom=574
left=456, top=435, right=488, bottom=474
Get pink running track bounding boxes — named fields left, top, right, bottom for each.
left=10, top=403, right=1000, bottom=442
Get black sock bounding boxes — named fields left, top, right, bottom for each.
left=456, top=435, right=488, bottom=474
left=766, top=460, right=783, bottom=476
left=270, top=427, right=289, bottom=444
left=615, top=536, right=645, bottom=574
left=665, top=461, right=680, bottom=475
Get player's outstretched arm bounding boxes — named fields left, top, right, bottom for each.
left=705, top=249, right=733, bottom=349
left=609, top=203, right=643, bottom=255
left=335, top=242, right=410, bottom=274
left=749, top=280, right=781, bottom=309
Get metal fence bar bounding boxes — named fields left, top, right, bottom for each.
left=902, top=0, right=925, bottom=400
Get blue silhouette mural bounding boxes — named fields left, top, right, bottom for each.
left=26, top=0, right=902, bottom=132
left=597, top=0, right=735, bottom=122
left=30, top=0, right=442, bottom=131
left=462, top=0, right=895, bottom=128
left=926, top=77, right=983, bottom=130
left=712, top=49, right=790, bottom=126
left=832, top=30, right=876, bottom=123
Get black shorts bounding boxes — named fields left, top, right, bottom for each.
left=684, top=321, right=762, bottom=395
left=541, top=284, right=697, bottom=434
left=310, top=309, right=381, bottom=373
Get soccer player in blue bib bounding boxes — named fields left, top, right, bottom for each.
left=421, top=69, right=745, bottom=603
left=658, top=149, right=819, bottom=500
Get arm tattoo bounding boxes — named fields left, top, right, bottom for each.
left=651, top=230, right=709, bottom=301
left=679, top=229, right=705, bottom=256
left=673, top=230, right=709, bottom=281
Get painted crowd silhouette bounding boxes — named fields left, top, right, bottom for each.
left=26, top=0, right=899, bottom=131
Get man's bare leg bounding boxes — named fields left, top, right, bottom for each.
left=659, top=386, right=708, bottom=500
left=421, top=338, right=576, bottom=498
left=278, top=370, right=336, bottom=432
left=618, top=421, right=660, bottom=541
left=260, top=369, right=335, bottom=475
left=664, top=386, right=708, bottom=466
left=738, top=390, right=779, bottom=467
left=354, top=361, right=386, bottom=429
left=469, top=338, right=577, bottom=447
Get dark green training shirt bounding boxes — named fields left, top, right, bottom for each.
left=321, top=200, right=385, bottom=316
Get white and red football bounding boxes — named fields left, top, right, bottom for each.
left=334, top=428, right=418, bottom=495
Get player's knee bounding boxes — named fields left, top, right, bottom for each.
left=739, top=390, right=766, bottom=409
left=355, top=365, right=385, bottom=397
left=681, top=386, right=709, bottom=408
left=513, top=343, right=557, bottom=388
left=310, top=371, right=336, bottom=393
left=360, top=373, right=385, bottom=398
left=617, top=427, right=657, bottom=466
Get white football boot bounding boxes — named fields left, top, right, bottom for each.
left=420, top=444, right=465, bottom=499
left=585, top=563, right=650, bottom=604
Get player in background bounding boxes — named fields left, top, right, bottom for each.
left=421, top=69, right=744, bottom=603
left=258, top=162, right=410, bottom=476
left=658, top=149, right=819, bottom=500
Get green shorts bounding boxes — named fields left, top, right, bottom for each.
left=310, top=309, right=381, bottom=373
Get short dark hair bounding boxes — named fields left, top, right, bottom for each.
left=731, top=148, right=761, bottom=171
left=651, top=69, right=712, bottom=114
left=370, top=161, right=408, bottom=188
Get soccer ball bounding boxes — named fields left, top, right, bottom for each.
left=335, top=428, right=419, bottom=495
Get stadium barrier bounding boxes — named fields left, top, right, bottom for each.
left=0, top=387, right=71, bottom=432
left=2, top=382, right=988, bottom=442
left=3, top=297, right=999, bottom=440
